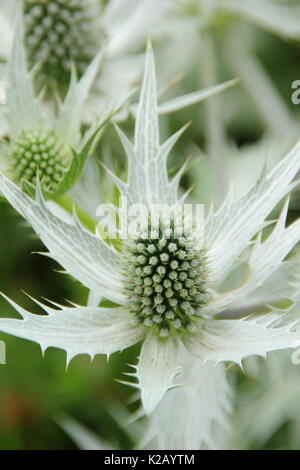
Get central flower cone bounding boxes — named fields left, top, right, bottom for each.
left=124, top=218, right=209, bottom=337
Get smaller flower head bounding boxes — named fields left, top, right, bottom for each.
left=5, top=129, right=71, bottom=196
left=1, top=10, right=107, bottom=198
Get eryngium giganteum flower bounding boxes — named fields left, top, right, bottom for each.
left=0, top=12, right=110, bottom=199
left=1, top=44, right=300, bottom=448
left=23, top=0, right=101, bottom=90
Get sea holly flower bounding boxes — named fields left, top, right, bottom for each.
left=0, top=11, right=109, bottom=199
left=1, top=43, right=300, bottom=444
left=23, top=0, right=101, bottom=91
left=0, top=0, right=237, bottom=128
left=0, top=0, right=170, bottom=110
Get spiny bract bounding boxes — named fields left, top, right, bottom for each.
left=7, top=129, right=70, bottom=196
left=24, top=0, right=100, bottom=86
left=123, top=218, right=209, bottom=337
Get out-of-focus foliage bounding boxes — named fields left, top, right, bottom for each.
left=0, top=201, right=141, bottom=450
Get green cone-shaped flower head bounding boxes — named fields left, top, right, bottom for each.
left=6, top=129, right=71, bottom=196
left=124, top=218, right=209, bottom=338
left=24, top=0, right=101, bottom=88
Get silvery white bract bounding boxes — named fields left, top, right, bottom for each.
left=228, top=347, right=300, bottom=449
left=190, top=137, right=297, bottom=209
left=1, top=42, right=300, bottom=451
left=221, top=0, right=300, bottom=40
left=178, top=0, right=300, bottom=40
left=0, top=0, right=15, bottom=60
left=57, top=346, right=300, bottom=450
left=57, top=414, right=114, bottom=451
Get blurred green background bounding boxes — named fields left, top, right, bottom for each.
left=0, top=200, right=141, bottom=449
